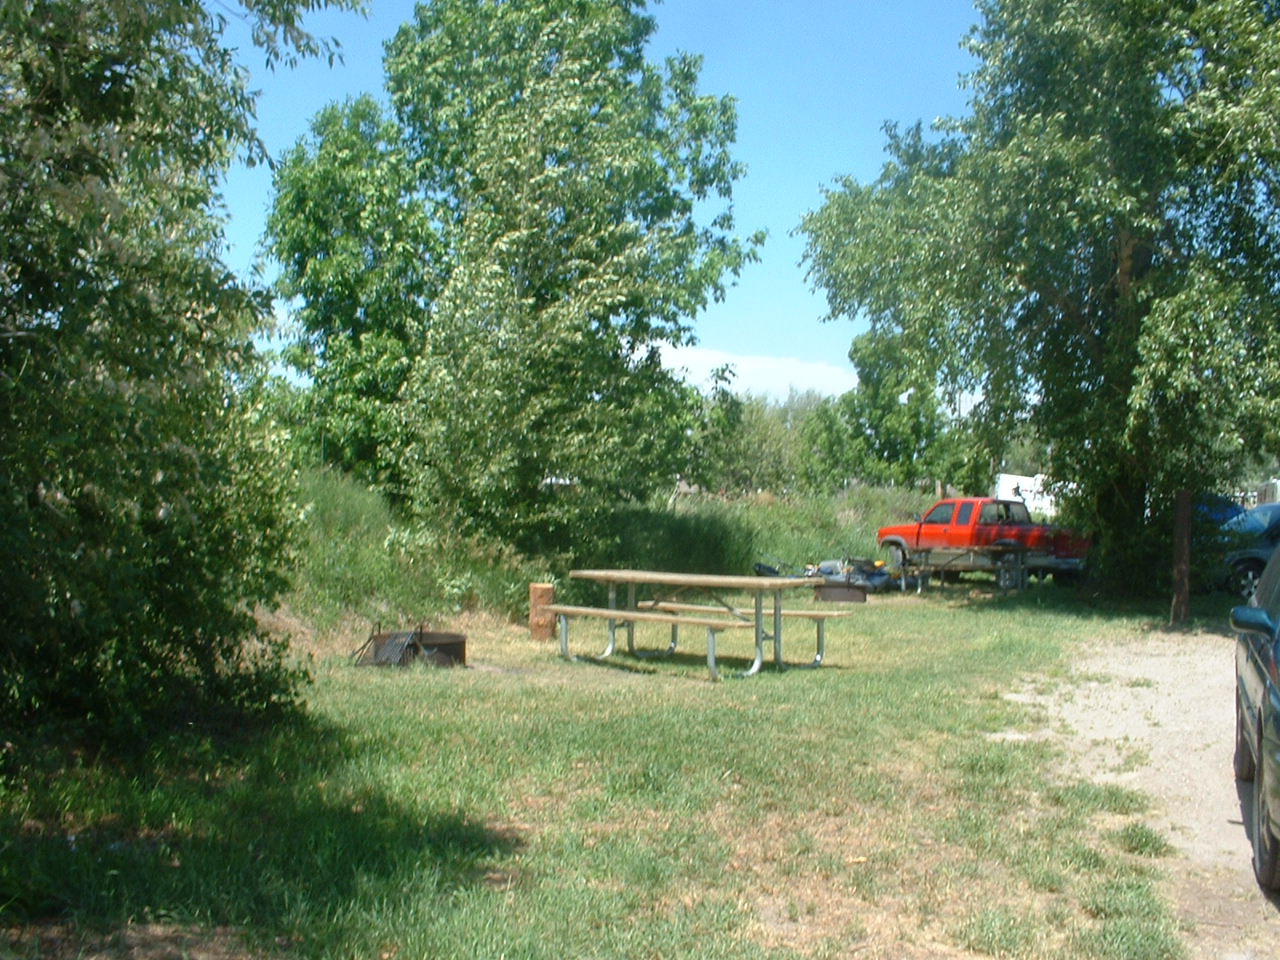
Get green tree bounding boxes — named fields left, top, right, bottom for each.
left=269, top=95, right=441, bottom=482
left=698, top=390, right=821, bottom=495
left=0, top=0, right=356, bottom=736
left=269, top=0, right=760, bottom=554
left=685, top=368, right=745, bottom=492
left=796, top=330, right=979, bottom=494
left=801, top=0, right=1280, bottom=593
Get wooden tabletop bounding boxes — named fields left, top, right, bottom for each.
left=569, top=569, right=818, bottom=591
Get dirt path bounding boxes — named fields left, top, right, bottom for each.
left=1049, top=629, right=1280, bottom=959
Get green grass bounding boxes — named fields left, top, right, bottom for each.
left=1, top=585, right=1208, bottom=959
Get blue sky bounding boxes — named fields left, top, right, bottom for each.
left=221, top=0, right=979, bottom=399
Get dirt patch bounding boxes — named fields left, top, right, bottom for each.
left=1041, top=628, right=1280, bottom=959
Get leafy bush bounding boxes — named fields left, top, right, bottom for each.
left=0, top=0, right=356, bottom=748
left=1, top=379, right=305, bottom=743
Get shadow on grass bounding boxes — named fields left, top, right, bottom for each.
left=571, top=648, right=798, bottom=680
left=911, top=574, right=1238, bottom=634
left=1, top=711, right=521, bottom=948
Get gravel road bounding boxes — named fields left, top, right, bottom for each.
left=1050, top=629, right=1280, bottom=959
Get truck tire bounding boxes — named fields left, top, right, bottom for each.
left=885, top=544, right=906, bottom=569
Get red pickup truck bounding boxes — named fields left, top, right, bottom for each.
left=877, top=497, right=1088, bottom=583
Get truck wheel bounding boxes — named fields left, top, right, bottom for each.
left=886, top=544, right=906, bottom=569
left=1236, top=691, right=1256, bottom=782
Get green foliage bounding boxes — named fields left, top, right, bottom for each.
left=800, top=0, right=1280, bottom=585
left=269, top=95, right=440, bottom=482
left=0, top=0, right=357, bottom=739
left=287, top=467, right=756, bottom=614
left=667, top=485, right=932, bottom=575
left=797, top=329, right=991, bottom=493
left=687, top=347, right=988, bottom=498
left=693, top=389, right=825, bottom=495
left=268, top=0, right=762, bottom=557
left=284, top=470, right=934, bottom=622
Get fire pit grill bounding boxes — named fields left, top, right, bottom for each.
left=352, top=624, right=466, bottom=668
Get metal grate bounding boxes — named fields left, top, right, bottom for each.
left=352, top=625, right=466, bottom=667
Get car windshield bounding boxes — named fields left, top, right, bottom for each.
left=1224, top=502, right=1280, bottom=536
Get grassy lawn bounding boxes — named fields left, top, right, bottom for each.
left=3, top=584, right=1227, bottom=959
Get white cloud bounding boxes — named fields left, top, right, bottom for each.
left=663, top=344, right=857, bottom=402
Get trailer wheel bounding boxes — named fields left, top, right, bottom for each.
left=996, top=556, right=1022, bottom=590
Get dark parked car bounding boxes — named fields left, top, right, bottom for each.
left=1232, top=546, right=1280, bottom=889
left=1223, top=502, right=1280, bottom=600
left=1200, top=492, right=1245, bottom=526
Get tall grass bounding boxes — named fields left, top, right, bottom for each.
left=287, top=467, right=546, bottom=627
left=285, top=469, right=932, bottom=620
left=725, top=485, right=934, bottom=571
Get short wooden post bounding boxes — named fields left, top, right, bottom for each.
left=529, top=582, right=555, bottom=641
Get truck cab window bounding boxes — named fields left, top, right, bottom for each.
left=923, top=504, right=954, bottom=525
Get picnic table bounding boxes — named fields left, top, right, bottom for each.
left=545, top=569, right=855, bottom=681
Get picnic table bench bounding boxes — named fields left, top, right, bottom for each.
left=635, top=601, right=851, bottom=668
left=542, top=603, right=756, bottom=681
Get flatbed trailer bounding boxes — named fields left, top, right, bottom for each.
left=896, top=544, right=1083, bottom=592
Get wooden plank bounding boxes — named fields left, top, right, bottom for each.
left=636, top=600, right=850, bottom=620
left=569, top=569, right=817, bottom=591
left=543, top=604, right=754, bottom=631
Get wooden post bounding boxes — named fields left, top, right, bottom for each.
left=529, top=582, right=555, bottom=641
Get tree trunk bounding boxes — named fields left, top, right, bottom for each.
left=1171, top=488, right=1192, bottom=624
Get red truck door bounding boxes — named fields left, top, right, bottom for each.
left=974, top=500, right=1001, bottom=547
left=914, top=501, right=952, bottom=549
left=915, top=500, right=977, bottom=551
left=916, top=501, right=963, bottom=549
